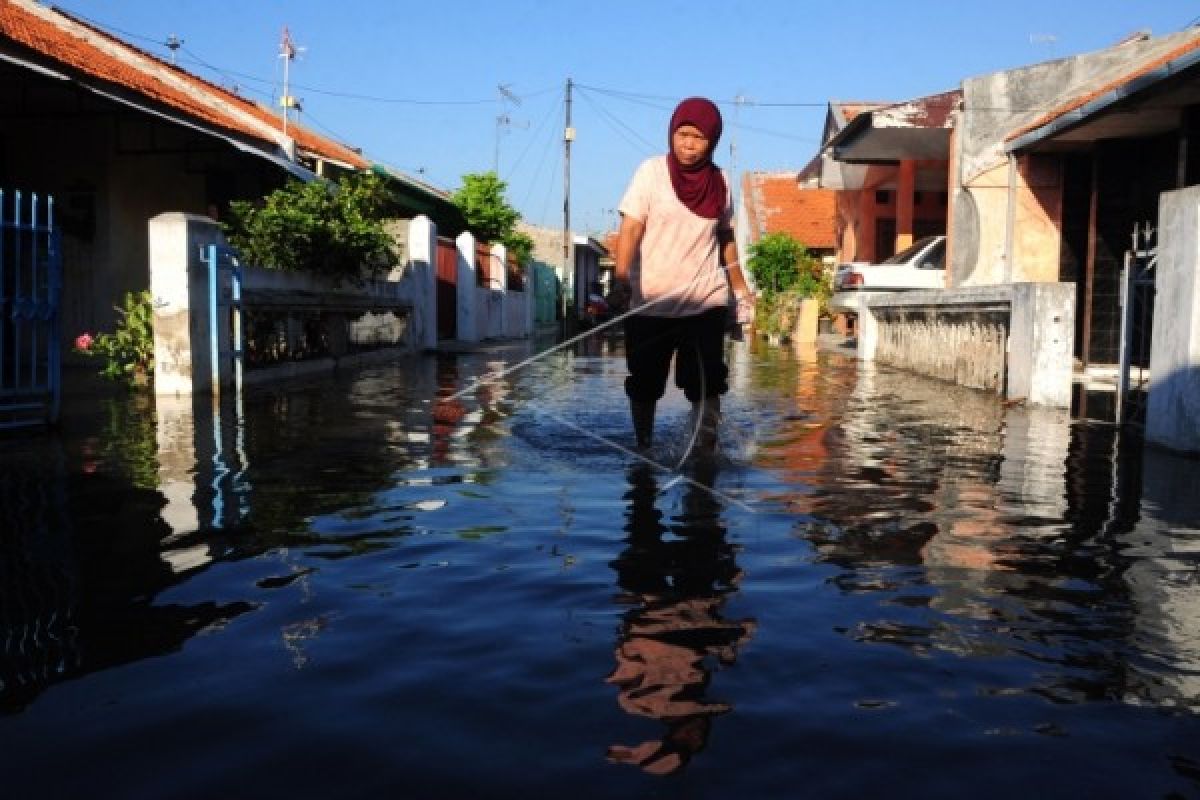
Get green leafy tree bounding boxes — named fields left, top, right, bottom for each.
left=503, top=230, right=534, bottom=267
left=223, top=171, right=398, bottom=285
left=452, top=171, right=521, bottom=243
left=452, top=171, right=535, bottom=284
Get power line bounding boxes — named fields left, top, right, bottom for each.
left=575, top=88, right=657, bottom=155
left=505, top=88, right=563, bottom=181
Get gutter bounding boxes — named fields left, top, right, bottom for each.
left=1006, top=44, right=1200, bottom=153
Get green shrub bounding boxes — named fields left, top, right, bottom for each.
left=74, top=290, right=155, bottom=385
left=223, top=171, right=398, bottom=285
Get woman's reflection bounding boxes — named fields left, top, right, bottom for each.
left=606, top=459, right=756, bottom=775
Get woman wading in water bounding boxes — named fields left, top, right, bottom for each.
left=613, top=96, right=752, bottom=452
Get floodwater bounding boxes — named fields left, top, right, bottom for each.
left=2, top=336, right=1199, bottom=799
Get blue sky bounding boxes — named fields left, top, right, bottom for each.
left=50, top=0, right=1198, bottom=234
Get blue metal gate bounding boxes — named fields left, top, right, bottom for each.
left=0, top=190, right=62, bottom=430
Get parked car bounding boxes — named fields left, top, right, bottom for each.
left=834, top=235, right=946, bottom=291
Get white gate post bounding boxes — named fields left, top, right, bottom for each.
left=149, top=213, right=225, bottom=395
left=455, top=231, right=479, bottom=342
left=406, top=215, right=438, bottom=351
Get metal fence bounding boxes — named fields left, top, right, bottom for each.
left=0, top=190, right=62, bottom=430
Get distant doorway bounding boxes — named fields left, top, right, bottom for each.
left=874, top=218, right=896, bottom=262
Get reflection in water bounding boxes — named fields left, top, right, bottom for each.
left=1121, top=445, right=1200, bottom=709
left=607, top=460, right=755, bottom=775
left=0, top=444, right=78, bottom=712
left=4, top=338, right=1200, bottom=796
left=760, top=349, right=1200, bottom=718
left=0, top=437, right=255, bottom=714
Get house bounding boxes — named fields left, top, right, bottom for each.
left=736, top=171, right=837, bottom=266
left=816, top=92, right=959, bottom=264
left=818, top=24, right=1200, bottom=443
left=0, top=0, right=465, bottom=388
left=517, top=222, right=609, bottom=326
left=952, top=28, right=1200, bottom=369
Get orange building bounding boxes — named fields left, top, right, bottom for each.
left=812, top=92, right=959, bottom=265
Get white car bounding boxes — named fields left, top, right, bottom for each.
left=834, top=235, right=946, bottom=291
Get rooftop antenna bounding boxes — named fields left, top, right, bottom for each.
left=1029, top=32, right=1058, bottom=56
left=165, top=33, right=183, bottom=65
left=495, top=83, right=526, bottom=174
left=278, top=26, right=305, bottom=135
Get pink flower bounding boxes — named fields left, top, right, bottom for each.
left=74, top=332, right=94, bottom=352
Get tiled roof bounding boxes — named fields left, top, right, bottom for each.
left=742, top=172, right=837, bottom=250
left=0, top=0, right=368, bottom=169
left=1006, top=31, right=1200, bottom=144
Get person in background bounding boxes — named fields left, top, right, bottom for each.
left=613, top=96, right=752, bottom=452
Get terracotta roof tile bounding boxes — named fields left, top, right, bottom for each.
left=0, top=0, right=368, bottom=169
left=744, top=172, right=836, bottom=250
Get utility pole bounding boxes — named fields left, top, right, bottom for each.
left=731, top=93, right=748, bottom=214
left=563, top=77, right=574, bottom=320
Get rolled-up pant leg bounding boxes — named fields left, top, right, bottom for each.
left=624, top=314, right=676, bottom=402
left=673, top=308, right=729, bottom=403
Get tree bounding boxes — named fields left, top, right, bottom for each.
left=451, top=171, right=532, bottom=266
left=452, top=172, right=520, bottom=242
left=223, top=171, right=398, bottom=285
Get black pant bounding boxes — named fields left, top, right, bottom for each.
left=624, top=308, right=728, bottom=403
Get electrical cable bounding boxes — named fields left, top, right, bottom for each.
left=575, top=88, right=658, bottom=155
left=504, top=89, right=562, bottom=180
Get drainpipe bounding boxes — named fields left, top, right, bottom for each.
left=1004, top=153, right=1017, bottom=283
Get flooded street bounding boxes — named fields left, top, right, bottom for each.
left=2, top=337, right=1199, bottom=799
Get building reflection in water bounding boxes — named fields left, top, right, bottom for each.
left=606, top=460, right=756, bottom=775
left=766, top=352, right=1200, bottom=713
left=1120, top=445, right=1200, bottom=709
left=0, top=431, right=255, bottom=714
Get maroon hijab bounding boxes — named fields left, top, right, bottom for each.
left=667, top=97, right=726, bottom=220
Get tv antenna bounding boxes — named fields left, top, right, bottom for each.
left=494, top=84, right=527, bottom=173
left=278, top=26, right=306, bottom=135
left=165, top=33, right=183, bottom=65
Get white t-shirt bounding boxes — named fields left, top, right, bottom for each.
left=618, top=156, right=734, bottom=318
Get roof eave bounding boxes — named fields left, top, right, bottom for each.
left=0, top=49, right=317, bottom=181
left=1006, top=44, right=1200, bottom=153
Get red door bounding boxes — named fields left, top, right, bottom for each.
left=436, top=238, right=457, bottom=339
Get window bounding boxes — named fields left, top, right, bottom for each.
left=875, top=190, right=891, bottom=205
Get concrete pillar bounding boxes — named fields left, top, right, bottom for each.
left=492, top=242, right=512, bottom=338
left=525, top=266, right=535, bottom=336
left=1007, top=282, right=1075, bottom=407
left=855, top=291, right=886, bottom=361
left=406, top=216, right=438, bottom=351
left=1147, top=186, right=1200, bottom=454
left=455, top=231, right=479, bottom=342
left=896, top=159, right=916, bottom=252
left=792, top=297, right=819, bottom=344
left=148, top=213, right=224, bottom=396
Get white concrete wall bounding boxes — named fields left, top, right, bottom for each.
left=856, top=282, right=1075, bottom=407
left=1146, top=186, right=1200, bottom=454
